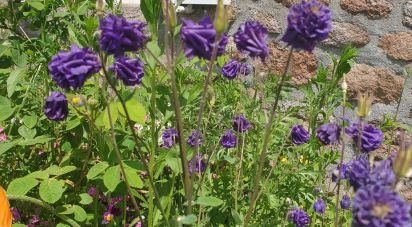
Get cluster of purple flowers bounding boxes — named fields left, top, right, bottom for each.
left=221, top=60, right=252, bottom=80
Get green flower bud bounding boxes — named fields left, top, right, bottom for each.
left=357, top=93, right=372, bottom=118
left=393, top=142, right=412, bottom=178
left=214, top=0, right=227, bottom=35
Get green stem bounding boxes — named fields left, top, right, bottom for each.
left=149, top=67, right=157, bottom=227
left=244, top=48, right=294, bottom=226
left=7, top=195, right=80, bottom=227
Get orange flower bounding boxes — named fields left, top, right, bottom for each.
left=0, top=186, right=12, bottom=227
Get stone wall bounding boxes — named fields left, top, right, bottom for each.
left=132, top=0, right=412, bottom=126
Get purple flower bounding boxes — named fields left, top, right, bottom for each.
left=233, top=114, right=251, bottom=133
left=189, top=153, right=205, bottom=175
left=220, top=129, right=237, bottom=148
left=288, top=208, right=310, bottom=227
left=99, top=14, right=147, bottom=56
left=161, top=128, right=178, bottom=149
left=369, top=158, right=396, bottom=187
left=187, top=130, right=202, bottom=148
left=234, top=21, right=269, bottom=61
left=347, top=155, right=371, bottom=190
left=291, top=125, right=310, bottom=145
left=11, top=207, right=21, bottom=222
left=331, top=163, right=349, bottom=182
left=110, top=57, right=145, bottom=86
left=222, top=60, right=240, bottom=80
left=48, top=45, right=101, bottom=90
left=44, top=92, right=69, bottom=121
left=102, top=211, right=114, bottom=225
left=352, top=184, right=411, bottom=227
left=340, top=195, right=351, bottom=210
left=28, top=215, right=40, bottom=227
left=180, top=16, right=228, bottom=60
left=87, top=186, right=97, bottom=197
left=316, top=123, right=340, bottom=145
left=313, top=198, right=326, bottom=214
left=345, top=123, right=384, bottom=153
left=281, top=0, right=332, bottom=52
left=238, top=63, right=252, bottom=76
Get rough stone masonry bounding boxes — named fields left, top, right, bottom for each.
left=123, top=0, right=412, bottom=127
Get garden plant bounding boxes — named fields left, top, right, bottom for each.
left=0, top=0, right=411, bottom=226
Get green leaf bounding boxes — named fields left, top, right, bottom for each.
left=103, top=165, right=121, bottom=192
left=178, top=214, right=197, bottom=225
left=27, top=0, right=44, bottom=10
left=26, top=171, right=49, bottom=180
left=45, top=165, right=77, bottom=177
left=19, top=135, right=54, bottom=146
left=7, top=177, right=38, bottom=195
left=231, top=209, right=243, bottom=224
left=56, top=223, right=70, bottom=227
left=103, top=103, right=119, bottom=129
left=18, top=125, right=36, bottom=139
left=73, top=205, right=87, bottom=222
left=87, top=162, right=109, bottom=180
left=117, top=99, right=146, bottom=124
left=124, top=167, right=144, bottom=189
left=23, top=115, right=38, bottom=128
left=76, top=1, right=89, bottom=15
left=0, top=142, right=15, bottom=156
left=0, top=105, right=15, bottom=121
left=39, top=179, right=65, bottom=204
left=79, top=193, right=93, bottom=205
left=65, top=117, right=82, bottom=130
left=7, top=68, right=25, bottom=97
left=195, top=196, right=223, bottom=207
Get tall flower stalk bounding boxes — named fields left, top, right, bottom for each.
left=244, top=48, right=294, bottom=225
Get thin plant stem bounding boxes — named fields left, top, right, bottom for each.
left=234, top=131, right=246, bottom=211
left=162, top=0, right=192, bottom=214
left=244, top=48, right=294, bottom=226
left=334, top=89, right=347, bottom=227
left=148, top=67, right=157, bottom=227
left=100, top=54, right=171, bottom=227
left=104, top=94, right=143, bottom=224
left=8, top=195, right=80, bottom=227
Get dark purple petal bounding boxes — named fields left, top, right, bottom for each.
left=48, top=45, right=101, bottom=90
left=345, top=123, right=384, bottom=153
left=288, top=208, right=310, bottom=227
left=188, top=153, right=205, bottom=175
left=233, top=114, right=250, bottom=133
left=161, top=128, right=178, bottom=149
left=316, top=123, right=340, bottom=145
left=234, top=21, right=268, bottom=61
left=281, top=0, right=331, bottom=52
left=313, top=198, right=326, bottom=214
left=221, top=60, right=240, bottom=80
left=291, top=124, right=310, bottom=145
left=44, top=92, right=68, bottom=121
left=187, top=130, right=202, bottom=148
left=99, top=14, right=147, bottom=56
left=110, top=57, right=145, bottom=86
left=220, top=129, right=237, bottom=148
left=340, top=195, right=351, bottom=210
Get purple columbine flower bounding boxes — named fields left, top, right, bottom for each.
left=281, top=0, right=332, bottom=52
left=291, top=125, right=310, bottom=145
left=238, top=63, right=252, bottom=76
left=189, top=153, right=205, bottom=175
left=99, top=14, right=147, bottom=56
left=180, top=16, right=228, bottom=60
left=161, top=128, right=178, bottom=149
left=288, top=208, right=310, bottom=227
left=347, top=155, right=370, bottom=191
left=11, top=207, right=21, bottom=222
left=352, top=184, right=411, bottom=227
left=109, top=57, right=145, bottom=86
left=187, top=130, right=202, bottom=148
left=102, top=211, right=114, bottom=225
left=345, top=123, right=384, bottom=153
left=234, top=21, right=269, bottom=61
left=48, top=45, right=101, bottom=90
left=316, top=123, right=340, bottom=145
left=44, top=92, right=69, bottom=121
left=331, top=163, right=349, bottom=182
left=233, top=114, right=251, bottom=133
left=369, top=158, right=396, bottom=187
left=222, top=60, right=240, bottom=80
left=220, top=129, right=237, bottom=148
left=313, top=198, right=326, bottom=214
left=87, top=186, right=97, bottom=197
left=102, top=197, right=123, bottom=225
left=340, top=195, right=351, bottom=210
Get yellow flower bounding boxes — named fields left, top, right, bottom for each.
left=280, top=156, right=288, bottom=163
left=71, top=96, right=84, bottom=107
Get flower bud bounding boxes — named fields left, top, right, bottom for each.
left=162, top=0, right=177, bottom=33
left=96, top=0, right=104, bottom=16
left=357, top=93, right=372, bottom=118
left=214, top=0, right=227, bottom=35
left=87, top=98, right=97, bottom=106
left=393, top=144, right=412, bottom=178
left=341, top=78, right=348, bottom=93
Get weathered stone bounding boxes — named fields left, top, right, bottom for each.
left=323, top=22, right=370, bottom=47
left=249, top=9, right=281, bottom=34
left=257, top=42, right=318, bottom=85
left=346, top=64, right=405, bottom=104
left=275, top=0, right=330, bottom=7
left=340, top=0, right=393, bottom=19
left=378, top=32, right=412, bottom=61
left=403, top=1, right=412, bottom=28
left=399, top=179, right=412, bottom=204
